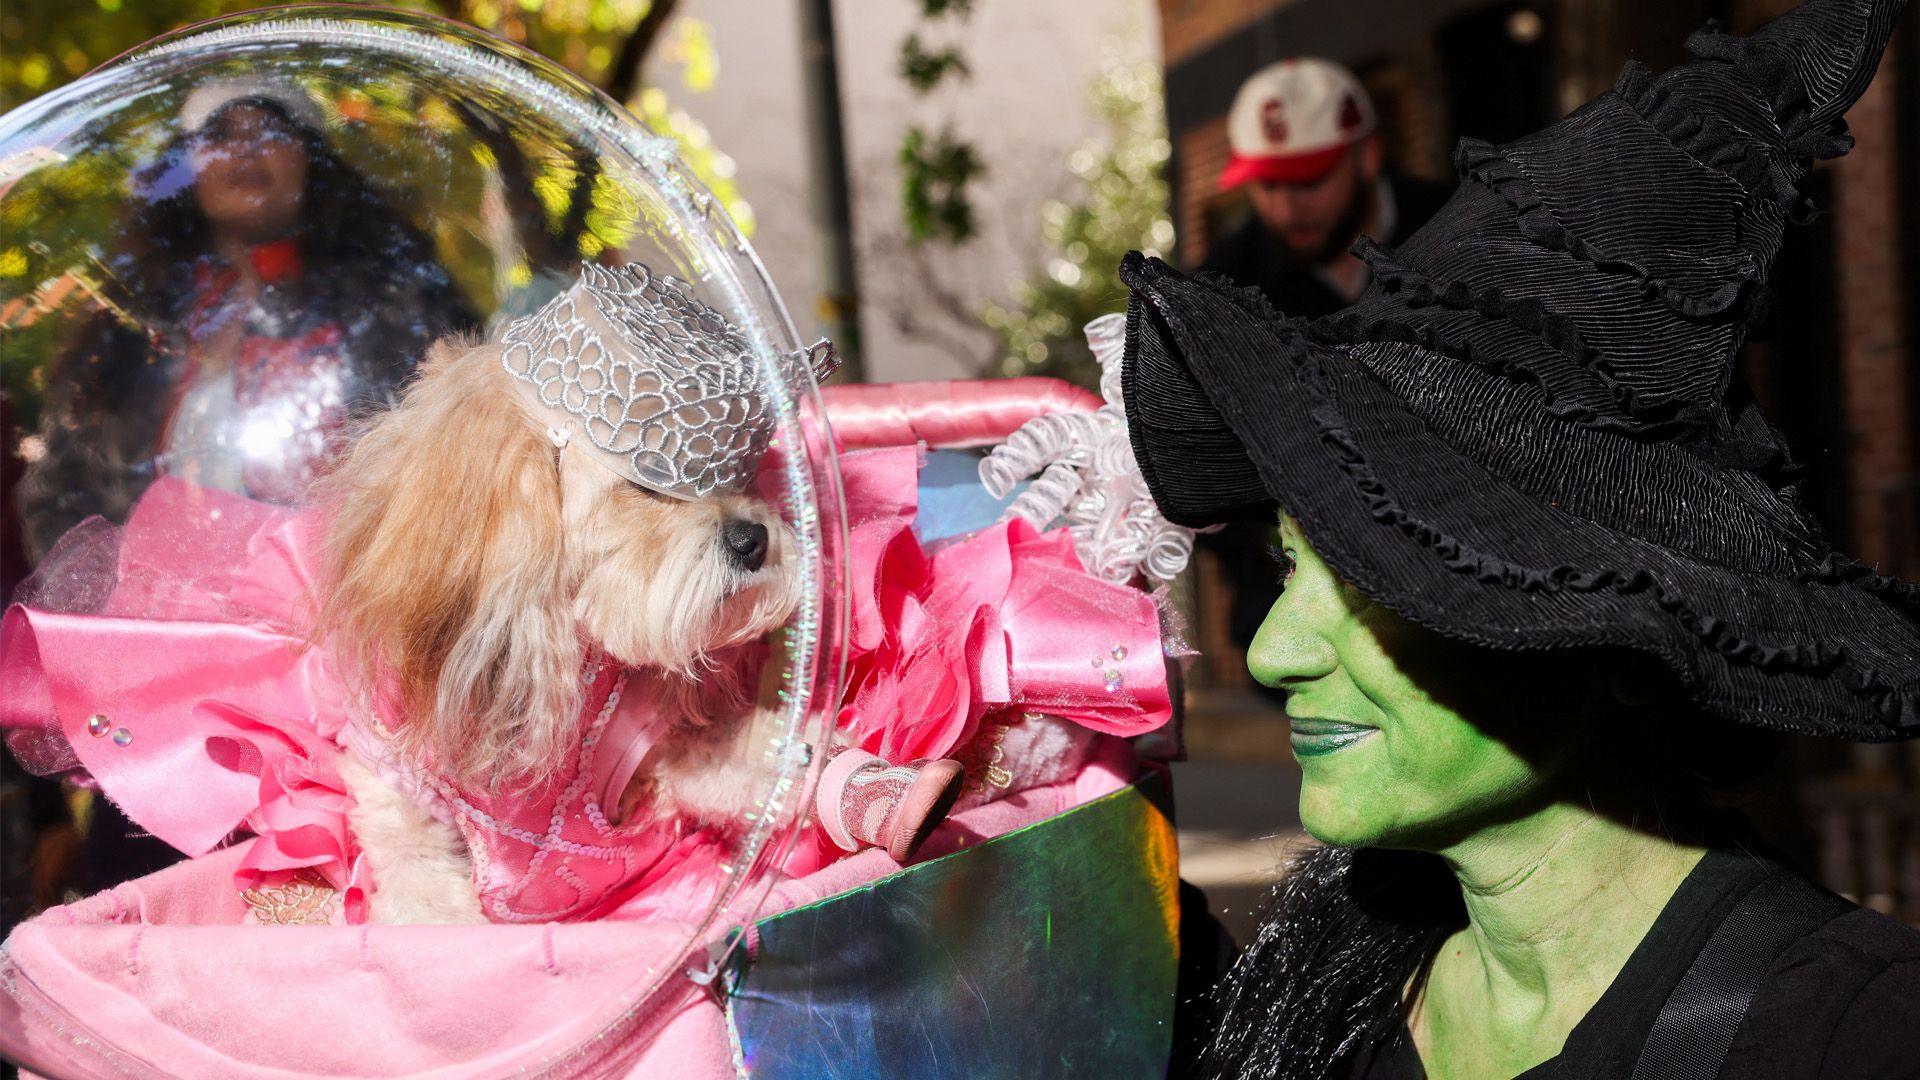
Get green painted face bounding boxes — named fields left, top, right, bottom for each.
left=1247, top=516, right=1586, bottom=850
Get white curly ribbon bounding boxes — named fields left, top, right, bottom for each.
left=980, top=312, right=1198, bottom=585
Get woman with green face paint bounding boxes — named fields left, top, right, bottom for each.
left=1255, top=515, right=1605, bottom=855
left=1118, top=1, right=1920, bottom=1077
left=1247, top=515, right=1780, bottom=1077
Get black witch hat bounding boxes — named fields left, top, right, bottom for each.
left=1122, top=0, right=1919, bottom=739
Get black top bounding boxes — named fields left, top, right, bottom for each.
left=1348, top=849, right=1920, bottom=1079
left=1195, top=170, right=1452, bottom=322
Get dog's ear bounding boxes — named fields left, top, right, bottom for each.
left=317, top=336, right=581, bottom=786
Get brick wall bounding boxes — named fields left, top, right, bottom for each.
left=1831, top=38, right=1917, bottom=577
left=1175, top=118, right=1232, bottom=264
left=1158, top=0, right=1294, bottom=67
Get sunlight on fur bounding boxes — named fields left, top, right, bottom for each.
left=314, top=336, right=801, bottom=793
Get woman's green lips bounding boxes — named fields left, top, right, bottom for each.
left=1287, top=717, right=1377, bottom=758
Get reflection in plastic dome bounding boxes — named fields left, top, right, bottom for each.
left=13, top=73, right=480, bottom=558
left=2, top=9, right=822, bottom=550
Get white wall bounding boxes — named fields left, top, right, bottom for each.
left=683, top=0, right=1158, bottom=382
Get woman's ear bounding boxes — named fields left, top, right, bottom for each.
left=316, top=336, right=582, bottom=785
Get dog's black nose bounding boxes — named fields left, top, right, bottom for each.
left=722, top=519, right=769, bottom=572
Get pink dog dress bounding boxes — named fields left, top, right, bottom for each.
left=0, top=477, right=727, bottom=924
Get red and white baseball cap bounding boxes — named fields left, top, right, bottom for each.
left=1219, top=58, right=1376, bottom=190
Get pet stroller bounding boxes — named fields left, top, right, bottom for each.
left=0, top=9, right=1193, bottom=1077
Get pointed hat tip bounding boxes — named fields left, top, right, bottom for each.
left=1689, top=0, right=1909, bottom=148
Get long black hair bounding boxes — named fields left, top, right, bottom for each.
left=1184, top=664, right=1786, bottom=1080
left=109, top=96, right=478, bottom=387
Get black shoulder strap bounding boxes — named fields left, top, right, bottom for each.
left=1629, top=867, right=1854, bottom=1080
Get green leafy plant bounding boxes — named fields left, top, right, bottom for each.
left=899, top=125, right=984, bottom=244
left=0, top=1, right=747, bottom=237
left=0, top=0, right=750, bottom=430
left=900, top=32, right=969, bottom=92
left=895, top=0, right=982, bottom=247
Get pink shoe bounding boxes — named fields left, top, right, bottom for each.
left=816, top=748, right=965, bottom=862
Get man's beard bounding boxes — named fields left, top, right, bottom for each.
left=1300, top=176, right=1376, bottom=266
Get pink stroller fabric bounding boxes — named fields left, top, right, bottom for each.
left=2, top=743, right=1138, bottom=1079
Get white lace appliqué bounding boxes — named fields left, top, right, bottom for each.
left=980, top=313, right=1200, bottom=584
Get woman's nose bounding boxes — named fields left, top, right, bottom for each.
left=1244, top=545, right=1344, bottom=688
left=1246, top=608, right=1340, bottom=689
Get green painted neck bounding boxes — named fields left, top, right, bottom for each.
left=1409, top=799, right=1708, bottom=1078
left=1439, top=802, right=1706, bottom=989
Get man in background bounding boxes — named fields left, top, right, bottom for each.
left=1201, top=57, right=1450, bottom=314
left=1197, top=59, right=1452, bottom=695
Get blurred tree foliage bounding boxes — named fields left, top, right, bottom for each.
left=899, top=32, right=968, bottom=93
left=898, top=125, right=983, bottom=245
left=0, top=0, right=746, bottom=230
left=883, top=3, right=1172, bottom=389
left=981, top=48, right=1173, bottom=387
left=0, top=0, right=749, bottom=425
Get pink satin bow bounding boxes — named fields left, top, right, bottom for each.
left=834, top=445, right=1170, bottom=766
left=0, top=479, right=718, bottom=923
left=0, top=480, right=364, bottom=904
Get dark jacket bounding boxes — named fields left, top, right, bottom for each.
left=1197, top=170, right=1453, bottom=321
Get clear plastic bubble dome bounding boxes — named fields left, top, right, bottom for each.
left=0, top=7, right=846, bottom=1075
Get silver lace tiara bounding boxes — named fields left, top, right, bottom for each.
left=500, top=261, right=839, bottom=499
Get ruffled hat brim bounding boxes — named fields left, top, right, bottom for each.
left=1122, top=252, right=1920, bottom=741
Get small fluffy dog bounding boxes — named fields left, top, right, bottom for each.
left=313, top=263, right=825, bottom=923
